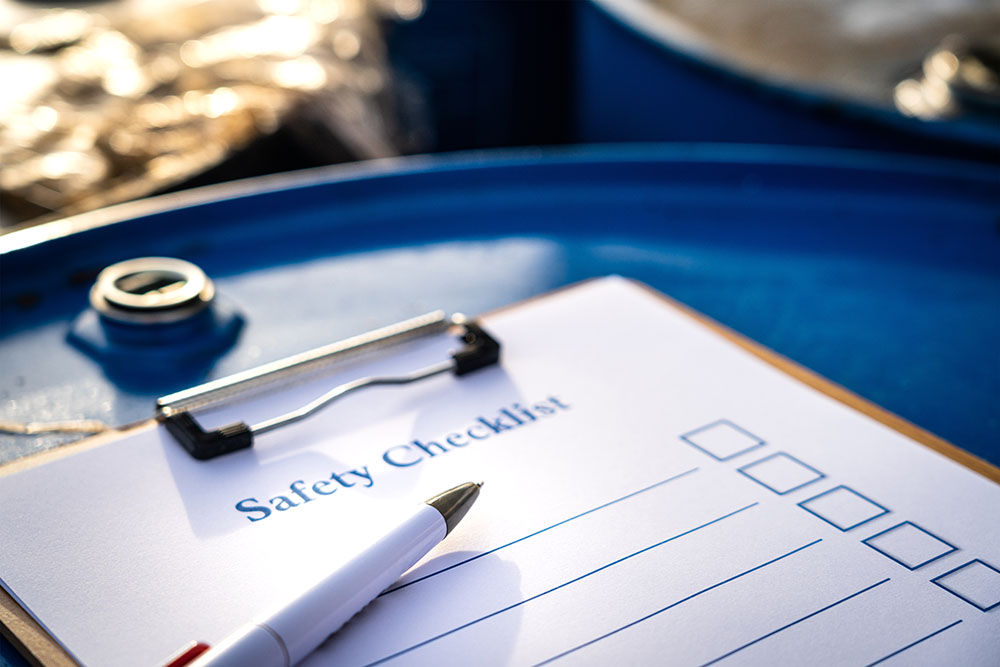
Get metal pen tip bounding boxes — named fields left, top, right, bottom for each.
left=425, top=481, right=482, bottom=535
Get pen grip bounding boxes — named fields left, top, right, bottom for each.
left=187, top=624, right=288, bottom=667
left=187, top=503, right=446, bottom=667
left=268, top=503, right=446, bottom=664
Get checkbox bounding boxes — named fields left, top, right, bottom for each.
left=737, top=452, right=825, bottom=495
left=680, top=420, right=765, bottom=461
left=863, top=522, right=957, bottom=570
left=798, top=485, right=889, bottom=531
left=932, top=560, right=1000, bottom=611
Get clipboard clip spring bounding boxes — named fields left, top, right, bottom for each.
left=160, top=317, right=500, bottom=461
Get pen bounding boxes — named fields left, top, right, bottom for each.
left=167, top=481, right=482, bottom=667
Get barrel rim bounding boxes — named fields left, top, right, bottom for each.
left=3, top=143, right=999, bottom=254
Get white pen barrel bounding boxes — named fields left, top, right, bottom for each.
left=189, top=624, right=289, bottom=667
left=268, top=502, right=446, bottom=664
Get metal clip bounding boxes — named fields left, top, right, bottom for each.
left=157, top=314, right=500, bottom=460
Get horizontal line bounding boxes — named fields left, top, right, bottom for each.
left=381, top=467, right=700, bottom=595
left=365, top=500, right=758, bottom=666
left=534, top=538, right=824, bottom=666
left=700, top=577, right=891, bottom=666
left=864, top=619, right=963, bottom=666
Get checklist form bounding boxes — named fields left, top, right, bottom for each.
left=0, top=277, right=997, bottom=666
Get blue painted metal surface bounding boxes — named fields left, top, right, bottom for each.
left=2, top=145, right=999, bottom=475
left=575, top=1, right=1000, bottom=161
left=68, top=293, right=244, bottom=377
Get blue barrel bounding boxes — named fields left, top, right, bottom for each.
left=2, top=145, right=999, bottom=472
left=575, top=1, right=1000, bottom=160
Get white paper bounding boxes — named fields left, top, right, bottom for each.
left=1, top=277, right=998, bottom=666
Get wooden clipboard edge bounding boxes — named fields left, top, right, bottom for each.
left=0, top=588, right=75, bottom=667
left=2, top=277, right=997, bottom=666
left=626, top=279, right=1000, bottom=484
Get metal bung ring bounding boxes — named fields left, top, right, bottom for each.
left=90, top=257, right=215, bottom=324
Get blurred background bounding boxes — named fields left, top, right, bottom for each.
left=1, top=0, right=999, bottom=471
left=0, top=0, right=575, bottom=228
left=2, top=0, right=997, bottom=229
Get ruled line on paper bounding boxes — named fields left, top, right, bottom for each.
left=381, top=466, right=702, bottom=596
left=533, top=538, right=825, bottom=666
left=364, top=500, right=760, bottom=666
left=699, top=577, right=892, bottom=666
left=863, top=620, right=964, bottom=667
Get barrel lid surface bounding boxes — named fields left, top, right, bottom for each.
left=588, top=0, right=1000, bottom=151
left=1, top=145, right=998, bottom=466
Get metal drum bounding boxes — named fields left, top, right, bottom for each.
left=576, top=0, right=1000, bottom=159
left=2, top=145, right=999, bottom=473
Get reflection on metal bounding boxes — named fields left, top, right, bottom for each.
left=0, top=0, right=425, bottom=227
left=895, top=36, right=1000, bottom=120
left=68, top=255, right=245, bottom=379
left=425, top=482, right=482, bottom=536
left=597, top=0, right=1000, bottom=141
left=159, top=315, right=500, bottom=460
left=250, top=359, right=454, bottom=435
left=618, top=0, right=1000, bottom=109
left=156, top=310, right=454, bottom=416
left=90, top=257, right=216, bottom=325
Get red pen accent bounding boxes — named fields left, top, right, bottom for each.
left=163, top=641, right=211, bottom=667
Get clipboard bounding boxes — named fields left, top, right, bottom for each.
left=2, top=277, right=997, bottom=667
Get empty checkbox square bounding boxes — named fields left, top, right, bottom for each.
left=680, top=420, right=765, bottom=461
left=737, top=452, right=825, bottom=495
left=932, top=560, right=1000, bottom=611
left=863, top=521, right=957, bottom=570
left=798, top=485, right=889, bottom=531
